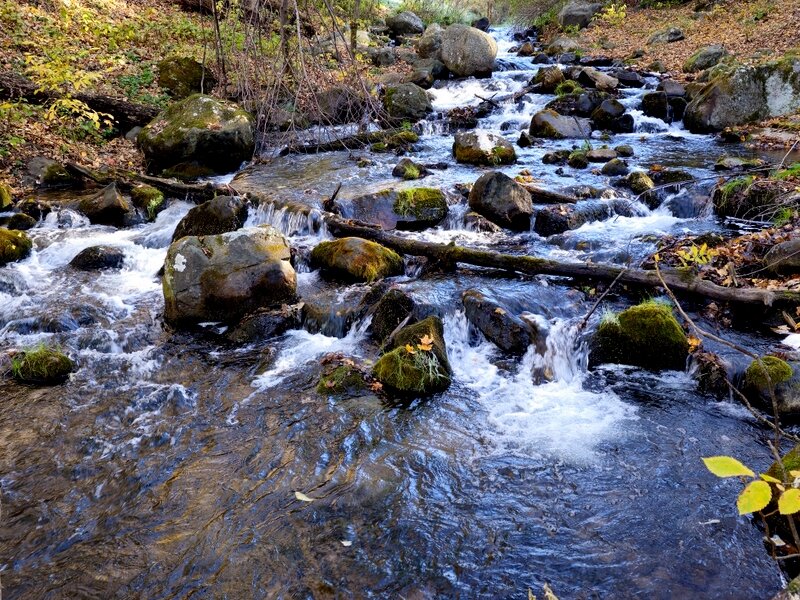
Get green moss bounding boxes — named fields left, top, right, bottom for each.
left=130, top=184, right=164, bottom=209
left=774, top=163, right=800, bottom=180
left=767, top=444, right=800, bottom=481
left=310, top=237, right=404, bottom=283
left=394, top=188, right=447, bottom=220
left=386, top=130, right=419, bottom=149
left=371, top=142, right=388, bottom=152
left=568, top=150, right=588, bottom=169
left=0, top=228, right=33, bottom=265
left=744, top=356, right=793, bottom=390
left=389, top=316, right=450, bottom=370
left=0, top=183, right=12, bottom=210
left=717, top=175, right=755, bottom=205
left=41, top=162, right=75, bottom=187
left=555, top=80, right=583, bottom=97
left=316, top=364, right=366, bottom=396
left=628, top=171, right=655, bottom=194
left=373, top=346, right=450, bottom=395
left=11, top=343, right=74, bottom=384
left=403, top=164, right=421, bottom=180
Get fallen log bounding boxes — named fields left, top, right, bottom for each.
left=0, top=72, right=159, bottom=133
left=278, top=128, right=409, bottom=155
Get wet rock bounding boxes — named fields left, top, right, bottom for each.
left=683, top=45, right=729, bottom=73
left=642, top=91, right=672, bottom=122
left=392, top=157, right=430, bottom=180
left=542, top=150, right=571, bottom=165
left=589, top=301, right=689, bottom=371
left=744, top=357, right=800, bottom=417
left=533, top=66, right=564, bottom=93
left=311, top=237, right=404, bottom=283
left=585, top=148, right=618, bottom=163
left=532, top=52, right=552, bottom=64
left=226, top=304, right=303, bottom=344
left=648, top=26, right=684, bottom=45
left=440, top=24, right=498, bottom=77
left=9, top=345, right=74, bottom=385
left=317, top=361, right=369, bottom=398
left=447, top=106, right=480, bottom=129
left=468, top=171, right=532, bottom=231
left=405, top=58, right=449, bottom=89
left=625, top=171, right=655, bottom=194
left=315, top=86, right=367, bottom=125
left=764, top=239, right=800, bottom=275
left=711, top=176, right=787, bottom=218
left=472, top=16, right=490, bottom=31
left=163, top=225, right=296, bottom=325
left=373, top=316, right=451, bottom=395
left=382, top=83, right=432, bottom=122
left=5, top=213, right=36, bottom=230
left=530, top=109, right=592, bottom=139
left=576, top=67, right=619, bottom=92
left=611, top=68, right=645, bottom=88
left=157, top=56, right=216, bottom=98
left=517, top=42, right=535, bottom=57
left=591, top=99, right=632, bottom=132
left=78, top=183, right=133, bottom=226
left=601, top=158, right=629, bottom=176
left=568, top=151, right=588, bottom=169
left=615, top=144, right=635, bottom=157
left=171, top=195, right=248, bottom=242
left=138, top=94, right=255, bottom=174
left=462, top=289, right=533, bottom=355
left=546, top=36, right=582, bottom=55
left=416, top=24, right=444, bottom=59
left=684, top=57, right=800, bottom=132
left=69, top=245, right=126, bottom=271
left=347, top=188, right=447, bottom=230
left=27, top=157, right=79, bottom=189
left=517, top=131, right=534, bottom=147
left=453, top=129, right=516, bottom=165
left=0, top=229, right=33, bottom=265
left=464, top=211, right=501, bottom=232
left=558, top=1, right=602, bottom=29
left=713, top=156, right=766, bottom=171
left=386, top=11, right=424, bottom=36
left=370, top=288, right=415, bottom=343
left=534, top=199, right=639, bottom=236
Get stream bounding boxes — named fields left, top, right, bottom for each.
left=1, top=28, right=797, bottom=599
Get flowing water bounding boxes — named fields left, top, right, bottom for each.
left=1, top=29, right=797, bottom=599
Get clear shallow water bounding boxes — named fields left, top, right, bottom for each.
left=0, top=28, right=788, bottom=599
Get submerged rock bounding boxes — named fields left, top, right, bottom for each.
left=310, top=237, right=404, bottom=282
left=69, top=245, right=126, bottom=271
left=163, top=225, right=296, bottom=325
left=9, top=345, right=74, bottom=385
left=171, top=195, right=248, bottom=241
left=317, top=361, right=369, bottom=398
left=453, top=130, right=516, bottom=166
left=138, top=94, right=255, bottom=174
left=462, top=289, right=535, bottom=355
left=0, top=229, right=33, bottom=265
left=373, top=316, right=451, bottom=395
left=440, top=24, right=497, bottom=77
left=468, top=171, right=532, bottom=231
left=589, top=301, right=688, bottom=371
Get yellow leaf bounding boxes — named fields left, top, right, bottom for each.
left=494, top=307, right=506, bottom=315
left=419, top=334, right=434, bottom=346
left=405, top=344, right=416, bottom=354
left=417, top=342, right=433, bottom=352
left=294, top=491, right=314, bottom=502
left=687, top=336, right=702, bottom=352
left=702, top=456, right=755, bottom=478
left=780, top=488, right=800, bottom=515
left=760, top=474, right=782, bottom=484
left=789, top=470, right=800, bottom=478
left=653, top=253, right=660, bottom=262
left=737, top=480, right=772, bottom=515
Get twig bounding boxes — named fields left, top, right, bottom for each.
left=779, top=140, right=800, bottom=169
left=578, top=267, right=627, bottom=331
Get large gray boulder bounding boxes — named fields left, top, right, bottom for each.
left=416, top=24, right=444, bottom=59
left=468, top=171, right=532, bottom=231
left=138, top=94, right=255, bottom=174
left=163, top=226, right=296, bottom=325
left=440, top=24, right=497, bottom=77
left=386, top=11, right=424, bottom=36
left=171, top=195, right=248, bottom=242
left=530, top=109, right=592, bottom=138
left=684, top=58, right=800, bottom=132
left=382, top=83, right=432, bottom=121
left=453, top=130, right=516, bottom=165
left=557, top=1, right=602, bottom=29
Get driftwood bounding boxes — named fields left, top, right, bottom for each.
left=0, top=72, right=159, bottom=133
left=65, top=165, right=800, bottom=307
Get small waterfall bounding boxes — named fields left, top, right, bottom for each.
left=245, top=200, right=325, bottom=237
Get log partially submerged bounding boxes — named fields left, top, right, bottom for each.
left=0, top=73, right=159, bottom=133
left=66, top=165, right=800, bottom=307
left=278, top=128, right=409, bottom=155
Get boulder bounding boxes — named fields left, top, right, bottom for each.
left=157, top=56, right=216, bottom=98
left=546, top=37, right=582, bottom=55
left=78, top=183, right=133, bottom=226
left=462, top=289, right=534, bottom=355
left=226, top=304, right=303, bottom=344
left=346, top=188, right=447, bottom=230
left=416, top=24, right=444, bottom=59
left=576, top=67, right=618, bottom=92
left=683, top=45, right=729, bottom=73
left=615, top=144, right=635, bottom=157
left=601, top=158, right=629, bottom=176
left=26, top=157, right=79, bottom=189
left=386, top=11, right=424, bottom=36
left=163, top=226, right=296, bottom=325
left=373, top=316, right=451, bottom=395
left=453, top=130, right=516, bottom=166
left=658, top=79, right=686, bottom=98
left=625, top=171, right=655, bottom=195
left=316, top=86, right=367, bottom=125
left=744, top=357, right=800, bottom=417
left=648, top=27, right=684, bottom=45
left=589, top=301, right=689, bottom=371
left=684, top=58, right=800, bottom=132
left=171, top=195, right=248, bottom=242
left=130, top=184, right=165, bottom=215
left=69, top=245, right=126, bottom=270
left=557, top=1, right=602, bottom=29
left=5, top=214, right=36, bottom=230
left=591, top=99, right=633, bottom=132
left=468, top=171, right=533, bottom=231
left=534, top=199, right=640, bottom=236
left=472, top=16, right=490, bottom=31
left=464, top=211, right=501, bottom=232
left=368, top=47, right=396, bottom=67
left=517, top=42, right=535, bottom=57
left=642, top=91, right=672, bottom=122
left=138, top=94, right=255, bottom=174
left=530, top=109, right=592, bottom=138
left=611, top=69, right=645, bottom=88
left=405, top=58, right=449, bottom=89
left=392, top=158, right=430, bottom=180
left=311, top=237, right=404, bottom=282
left=585, top=147, right=618, bottom=162
left=764, top=239, right=800, bottom=275
left=533, top=66, right=565, bottom=93
left=714, top=156, right=765, bottom=171
left=440, top=24, right=498, bottom=77
left=383, top=83, right=432, bottom=121
left=316, top=360, right=369, bottom=398
left=370, top=288, right=415, bottom=343
left=9, top=345, right=74, bottom=385
left=0, top=229, right=33, bottom=265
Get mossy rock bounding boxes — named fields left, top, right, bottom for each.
left=157, top=56, right=216, bottom=99
left=393, top=188, right=448, bottom=228
left=310, top=237, right=404, bottom=283
left=371, top=288, right=415, bottom=343
left=0, top=183, right=12, bottom=210
left=743, top=357, right=800, bottom=416
left=130, top=185, right=165, bottom=210
left=745, top=356, right=793, bottom=390
left=590, top=301, right=688, bottom=371
left=373, top=316, right=451, bottom=395
left=386, top=131, right=419, bottom=150
left=627, top=171, right=655, bottom=195
left=568, top=150, right=588, bottom=169
left=383, top=83, right=432, bottom=122
left=453, top=130, right=516, bottom=166
left=11, top=345, right=74, bottom=385
left=0, top=229, right=33, bottom=265
left=161, top=162, right=217, bottom=182
left=767, top=444, right=800, bottom=481
left=316, top=364, right=368, bottom=397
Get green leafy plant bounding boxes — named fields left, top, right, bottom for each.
left=675, top=243, right=718, bottom=267
left=597, top=2, right=626, bottom=26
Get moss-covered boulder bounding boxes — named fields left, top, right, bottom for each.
left=589, top=301, right=689, bottom=371
left=383, top=83, right=432, bottom=122
left=373, top=316, right=451, bottom=395
left=0, top=182, right=12, bottom=210
left=11, top=345, right=74, bottom=385
left=711, top=176, right=791, bottom=218
left=0, top=229, right=33, bottom=265
left=453, top=130, right=516, bottom=166
left=683, top=45, right=729, bottom=73
left=743, top=357, right=800, bottom=416
left=171, top=195, right=248, bottom=242
left=5, top=214, right=36, bottom=231
left=310, top=237, right=404, bottom=283
left=392, top=158, right=430, bottom=180
left=138, top=94, right=255, bottom=174
left=370, top=288, right=415, bottom=343
left=26, top=157, right=80, bottom=189
left=346, top=189, right=447, bottom=231
left=130, top=185, right=165, bottom=220
left=317, top=361, right=369, bottom=398
left=468, top=171, right=532, bottom=231
left=163, top=225, right=296, bottom=325
left=78, top=183, right=134, bottom=227
left=626, top=171, right=655, bottom=195
left=533, top=66, right=565, bottom=93
left=530, top=109, right=592, bottom=139
left=157, top=56, right=216, bottom=99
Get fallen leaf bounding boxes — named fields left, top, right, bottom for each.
left=494, top=307, right=506, bottom=315
left=294, top=491, right=314, bottom=502
left=340, top=540, right=352, bottom=547
left=405, top=344, right=416, bottom=354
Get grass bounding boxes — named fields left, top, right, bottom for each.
left=11, top=343, right=74, bottom=384
left=555, top=80, right=584, bottom=97
left=774, top=163, right=800, bottom=180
